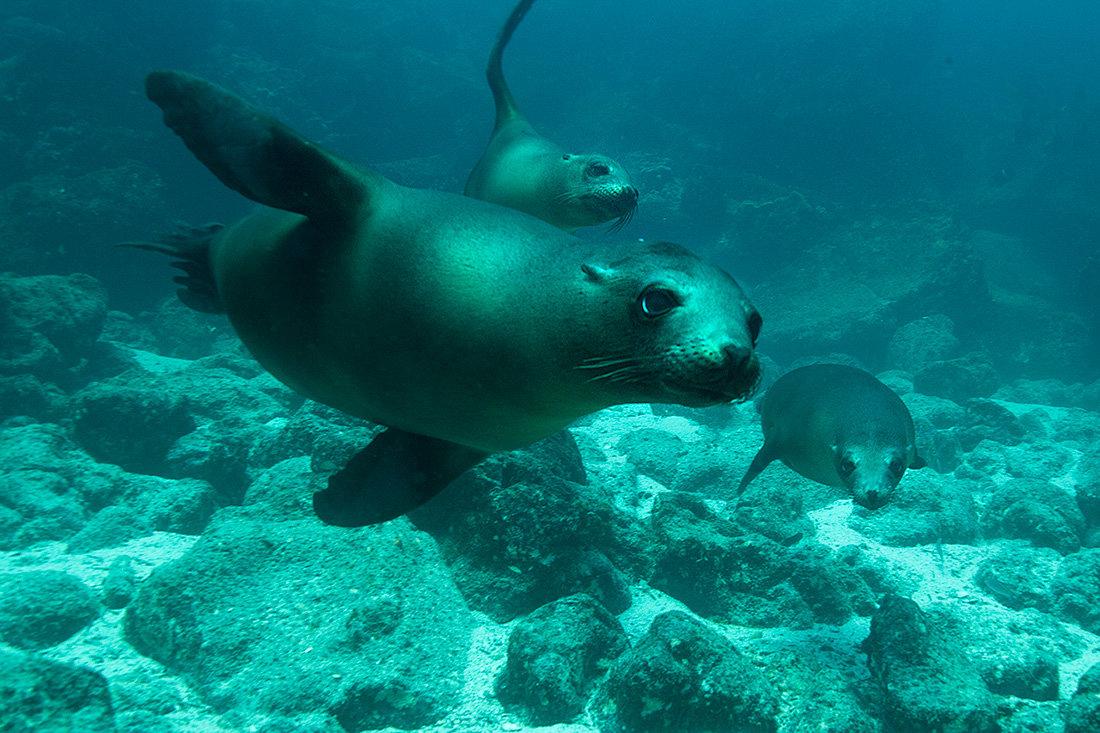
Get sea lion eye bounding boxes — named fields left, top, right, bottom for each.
left=840, top=457, right=856, bottom=474
left=747, top=310, right=763, bottom=345
left=638, top=287, right=678, bottom=318
left=562, top=154, right=572, bottom=161
left=888, top=457, right=905, bottom=475
left=587, top=162, right=611, bottom=177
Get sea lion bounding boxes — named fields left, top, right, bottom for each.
left=464, top=0, right=638, bottom=231
left=138, top=70, right=763, bottom=527
left=737, top=364, right=925, bottom=509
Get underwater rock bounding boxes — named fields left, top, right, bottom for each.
left=410, top=431, right=627, bottom=621
left=1077, top=470, right=1100, bottom=529
left=72, top=375, right=195, bottom=474
left=1062, top=662, right=1100, bottom=733
left=651, top=492, right=872, bottom=627
left=979, top=649, right=1059, bottom=701
left=958, top=398, right=1026, bottom=450
left=0, top=570, right=99, bottom=649
left=615, top=421, right=741, bottom=495
left=913, top=354, right=999, bottom=403
left=863, top=595, right=998, bottom=732
left=66, top=505, right=150, bottom=554
left=887, top=314, right=959, bottom=373
left=497, top=593, right=629, bottom=725
left=101, top=555, right=137, bottom=610
left=124, top=511, right=473, bottom=727
left=242, top=456, right=321, bottom=520
left=1051, top=549, right=1100, bottom=634
left=0, top=648, right=115, bottom=732
left=0, top=373, right=66, bottom=420
left=248, top=400, right=376, bottom=479
left=748, top=217, right=985, bottom=366
left=974, top=545, right=1060, bottom=611
left=848, top=469, right=979, bottom=546
left=982, top=479, right=1085, bottom=554
left=600, top=611, right=779, bottom=733
left=0, top=272, right=107, bottom=386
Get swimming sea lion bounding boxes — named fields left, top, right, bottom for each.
left=464, top=0, right=638, bottom=231
left=737, top=364, right=925, bottom=509
left=139, top=70, right=762, bottom=527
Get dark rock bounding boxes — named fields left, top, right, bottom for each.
left=124, top=512, right=472, bottom=726
left=0, top=570, right=99, bottom=649
left=1078, top=474, right=1100, bottom=528
left=0, top=272, right=107, bottom=385
left=72, top=376, right=195, bottom=474
left=411, top=431, right=622, bottom=621
left=601, top=611, right=779, bottom=733
left=497, top=594, right=628, bottom=725
left=0, top=648, right=115, bottom=732
left=101, top=555, right=138, bottom=610
left=974, top=545, right=1059, bottom=611
left=958, top=398, right=1026, bottom=450
left=1052, top=549, right=1100, bottom=633
left=914, top=354, right=999, bottom=403
left=862, top=595, right=998, bottom=732
left=1062, top=662, right=1100, bottom=733
left=888, top=314, right=959, bottom=373
left=67, top=505, right=150, bottom=554
left=980, top=650, right=1059, bottom=701
left=848, top=470, right=979, bottom=546
left=0, top=374, right=65, bottom=419
left=982, top=479, right=1085, bottom=554
left=248, top=400, right=375, bottom=472
left=242, top=456, right=320, bottom=519
left=651, top=492, right=872, bottom=627
left=134, top=476, right=217, bottom=535
left=165, top=422, right=251, bottom=504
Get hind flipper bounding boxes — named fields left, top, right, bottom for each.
left=145, top=70, right=371, bottom=222
left=486, top=0, right=536, bottom=130
left=312, top=429, right=489, bottom=527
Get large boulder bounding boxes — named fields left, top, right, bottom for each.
left=862, top=595, right=998, bottom=732
left=124, top=511, right=474, bottom=729
left=497, top=594, right=629, bottom=725
left=411, top=431, right=631, bottom=620
left=600, top=611, right=779, bottom=733
left=0, top=648, right=115, bottom=732
left=0, top=570, right=99, bottom=649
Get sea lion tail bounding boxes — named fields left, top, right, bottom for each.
left=487, top=0, right=536, bottom=129
left=144, top=70, right=372, bottom=222
left=120, top=224, right=224, bottom=314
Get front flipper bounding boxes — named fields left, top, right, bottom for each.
left=313, top=429, right=489, bottom=527
left=145, top=70, right=372, bottom=222
left=736, top=444, right=775, bottom=498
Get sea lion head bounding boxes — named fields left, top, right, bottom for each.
left=833, top=439, right=911, bottom=509
left=559, top=153, right=638, bottom=230
left=577, top=241, right=762, bottom=407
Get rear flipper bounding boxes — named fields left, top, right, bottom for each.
left=734, top=444, right=775, bottom=507
left=121, top=223, right=225, bottom=313
left=313, top=428, right=489, bottom=527
left=144, top=70, right=371, bottom=222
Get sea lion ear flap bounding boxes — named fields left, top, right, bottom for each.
left=581, top=262, right=614, bottom=283
left=145, top=70, right=369, bottom=222
left=910, top=454, right=928, bottom=470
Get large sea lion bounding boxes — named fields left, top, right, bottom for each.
left=464, top=0, right=638, bottom=231
left=737, top=364, right=925, bottom=509
left=139, top=70, right=762, bottom=527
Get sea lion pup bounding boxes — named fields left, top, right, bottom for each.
left=464, top=0, right=638, bottom=231
left=737, top=364, right=926, bottom=509
left=138, top=70, right=763, bottom=527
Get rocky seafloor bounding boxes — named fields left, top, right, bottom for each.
left=1, top=265, right=1099, bottom=733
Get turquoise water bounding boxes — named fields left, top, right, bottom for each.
left=1, top=1, right=1098, bottom=731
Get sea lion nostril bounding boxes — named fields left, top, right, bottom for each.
left=723, top=345, right=752, bottom=372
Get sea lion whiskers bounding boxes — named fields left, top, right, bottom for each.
left=576, top=353, right=661, bottom=385
left=605, top=206, right=634, bottom=234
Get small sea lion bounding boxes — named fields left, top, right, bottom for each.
left=138, top=70, right=762, bottom=526
left=737, top=364, right=925, bottom=509
left=464, top=0, right=638, bottom=231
